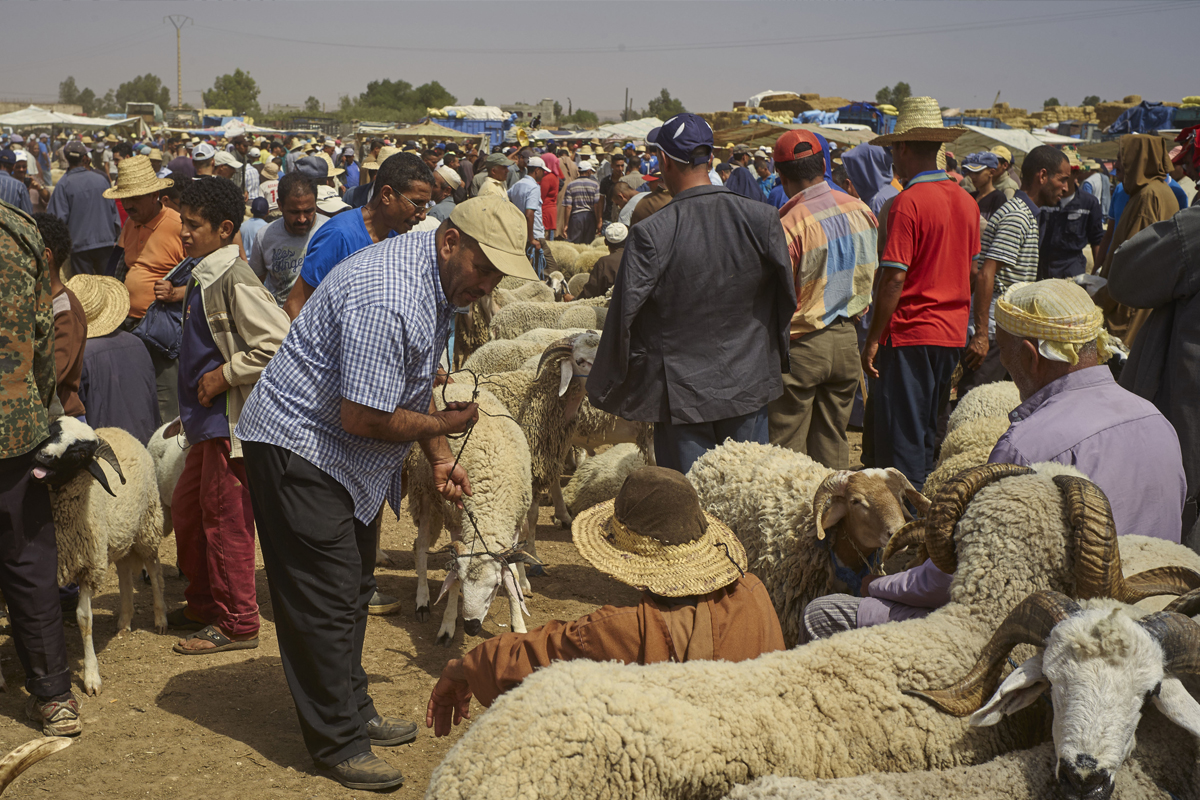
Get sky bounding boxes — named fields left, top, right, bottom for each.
left=4, top=0, right=1198, bottom=121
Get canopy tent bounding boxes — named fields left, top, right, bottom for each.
left=373, top=122, right=481, bottom=140
left=531, top=117, right=664, bottom=143
left=712, top=121, right=875, bottom=151
left=949, top=125, right=1055, bottom=166
left=0, top=105, right=141, bottom=130
left=1031, top=130, right=1083, bottom=145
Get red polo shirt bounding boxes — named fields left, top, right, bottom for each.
left=880, top=171, right=980, bottom=348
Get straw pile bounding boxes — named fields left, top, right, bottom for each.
left=759, top=93, right=850, bottom=115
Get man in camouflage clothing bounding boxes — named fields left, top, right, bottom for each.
left=0, top=199, right=81, bottom=736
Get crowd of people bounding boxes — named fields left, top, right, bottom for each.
left=0, top=93, right=1198, bottom=791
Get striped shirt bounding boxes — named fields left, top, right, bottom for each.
left=235, top=231, right=454, bottom=523
left=0, top=171, right=32, bottom=216
left=778, top=182, right=878, bottom=338
left=976, top=192, right=1040, bottom=295
left=562, top=177, right=600, bottom=217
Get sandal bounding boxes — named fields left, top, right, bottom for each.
left=166, top=607, right=207, bottom=631
left=173, top=625, right=259, bottom=655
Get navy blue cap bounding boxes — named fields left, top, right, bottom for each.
left=295, top=156, right=329, bottom=180
left=963, top=152, right=1000, bottom=171
left=250, top=197, right=270, bottom=218
left=647, top=114, right=714, bottom=166
left=0, top=150, right=14, bottom=167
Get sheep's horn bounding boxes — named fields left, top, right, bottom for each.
left=884, top=468, right=931, bottom=518
left=880, top=519, right=926, bottom=564
left=924, top=464, right=1036, bottom=574
left=1121, top=566, right=1200, bottom=602
left=1164, top=587, right=1200, bottom=617
left=0, top=736, right=73, bottom=793
left=537, top=337, right=576, bottom=373
left=93, top=437, right=125, bottom=486
left=905, top=590, right=1079, bottom=717
left=812, top=471, right=853, bottom=541
left=1138, top=611, right=1200, bottom=676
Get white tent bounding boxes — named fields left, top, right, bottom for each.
left=595, top=117, right=662, bottom=140
left=952, top=124, right=1056, bottom=165
left=0, top=105, right=139, bottom=129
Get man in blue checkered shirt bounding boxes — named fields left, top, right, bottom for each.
left=235, top=195, right=539, bottom=791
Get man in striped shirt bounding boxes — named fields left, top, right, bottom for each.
left=562, top=160, right=601, bottom=243
left=962, top=145, right=1070, bottom=388
left=767, top=130, right=878, bottom=468
left=0, top=150, right=33, bottom=215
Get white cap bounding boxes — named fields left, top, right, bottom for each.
left=527, top=156, right=548, bottom=172
left=13, top=150, right=27, bottom=163
left=435, top=165, right=463, bottom=190
left=192, top=142, right=216, bottom=161
left=214, top=151, right=243, bottom=169
left=604, top=222, right=628, bottom=245
left=248, top=147, right=261, bottom=158
left=316, top=184, right=350, bottom=214
left=578, top=159, right=596, bottom=172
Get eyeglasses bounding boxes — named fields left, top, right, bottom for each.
left=397, top=192, right=429, bottom=213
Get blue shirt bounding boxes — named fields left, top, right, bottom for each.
left=1109, top=177, right=1187, bottom=225
left=344, top=161, right=360, bottom=187
left=178, top=282, right=230, bottom=445
left=46, top=167, right=120, bottom=252
left=507, top=175, right=544, bottom=239
left=0, top=171, right=32, bottom=215
left=236, top=231, right=455, bottom=523
left=299, top=207, right=393, bottom=288
left=239, top=217, right=269, bottom=262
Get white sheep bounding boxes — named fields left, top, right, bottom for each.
left=555, top=303, right=605, bottom=331
left=425, top=464, right=1200, bottom=799
left=29, top=418, right=167, bottom=696
left=145, top=419, right=187, bottom=538
left=687, top=440, right=929, bottom=647
left=462, top=329, right=589, bottom=377
left=947, top=381, right=1021, bottom=432
left=490, top=297, right=609, bottom=340
left=405, top=384, right=535, bottom=646
left=543, top=271, right=568, bottom=301
left=570, top=397, right=653, bottom=464
left=562, top=443, right=646, bottom=516
left=566, top=272, right=590, bottom=298
left=495, top=279, right=555, bottom=306
left=541, top=240, right=579, bottom=275
left=937, top=415, right=1011, bottom=465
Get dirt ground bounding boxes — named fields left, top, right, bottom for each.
left=0, top=433, right=864, bottom=798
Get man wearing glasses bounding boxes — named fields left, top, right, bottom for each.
left=284, top=152, right=434, bottom=320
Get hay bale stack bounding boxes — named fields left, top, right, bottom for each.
left=1095, top=101, right=1137, bottom=128
left=1124, top=95, right=1142, bottom=104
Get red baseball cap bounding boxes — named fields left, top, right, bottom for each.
left=773, top=130, right=824, bottom=163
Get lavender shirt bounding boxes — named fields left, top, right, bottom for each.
left=857, top=365, right=1186, bottom=628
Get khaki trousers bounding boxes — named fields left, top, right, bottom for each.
left=768, top=319, right=860, bottom=469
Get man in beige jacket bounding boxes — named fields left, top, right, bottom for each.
left=167, top=177, right=290, bottom=655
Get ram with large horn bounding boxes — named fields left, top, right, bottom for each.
left=426, top=462, right=1200, bottom=800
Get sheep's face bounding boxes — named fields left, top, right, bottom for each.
left=971, top=605, right=1200, bottom=800
left=544, top=271, right=567, bottom=301
left=830, top=468, right=915, bottom=551
left=30, top=417, right=100, bottom=489
left=457, top=553, right=508, bottom=636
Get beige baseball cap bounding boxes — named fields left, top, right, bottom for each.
left=448, top=196, right=539, bottom=281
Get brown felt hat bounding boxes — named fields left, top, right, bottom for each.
left=572, top=467, right=746, bottom=597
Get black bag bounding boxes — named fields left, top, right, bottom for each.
left=131, top=257, right=198, bottom=360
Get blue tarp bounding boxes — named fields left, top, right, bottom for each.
left=795, top=110, right=840, bottom=125
left=1106, top=102, right=1176, bottom=135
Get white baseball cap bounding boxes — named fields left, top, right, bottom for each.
left=578, top=159, right=596, bottom=172
left=435, top=165, right=463, bottom=190
left=214, top=151, right=243, bottom=169
left=316, top=184, right=350, bottom=214
left=192, top=142, right=216, bottom=161
left=526, top=156, right=548, bottom=172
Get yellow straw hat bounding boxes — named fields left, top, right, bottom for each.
left=871, top=96, right=966, bottom=146
left=315, top=151, right=344, bottom=177
left=102, top=155, right=173, bottom=200
left=995, top=280, right=1114, bottom=365
left=362, top=145, right=400, bottom=170
left=66, top=275, right=130, bottom=338
left=572, top=467, right=747, bottom=598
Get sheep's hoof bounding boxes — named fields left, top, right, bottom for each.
left=525, top=564, right=547, bottom=579
left=376, top=550, right=394, bottom=568
left=83, top=677, right=102, bottom=697
left=435, top=632, right=455, bottom=648
left=553, top=516, right=572, bottom=529
left=415, top=605, right=430, bottom=622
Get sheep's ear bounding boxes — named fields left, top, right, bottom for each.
left=509, top=551, right=543, bottom=566
left=1153, top=677, right=1200, bottom=739
left=94, top=438, right=126, bottom=486
left=558, top=359, right=574, bottom=397
left=435, top=571, right=460, bottom=605
left=503, top=567, right=531, bottom=617
left=163, top=418, right=183, bottom=439
left=969, top=653, right=1049, bottom=727
left=821, top=498, right=847, bottom=532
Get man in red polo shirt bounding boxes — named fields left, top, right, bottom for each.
left=860, top=98, right=979, bottom=489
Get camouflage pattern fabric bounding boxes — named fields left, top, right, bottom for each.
left=0, top=200, right=55, bottom=459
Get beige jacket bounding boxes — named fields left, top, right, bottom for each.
left=188, top=244, right=290, bottom=457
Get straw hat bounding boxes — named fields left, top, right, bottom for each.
left=102, top=155, right=173, bottom=200
left=81, top=136, right=93, bottom=145
left=66, top=275, right=130, bottom=339
left=870, top=96, right=966, bottom=146
left=260, top=161, right=280, bottom=181
left=315, top=151, right=344, bottom=177
left=578, top=145, right=594, bottom=156
left=148, top=148, right=163, bottom=162
left=572, top=467, right=747, bottom=597
left=362, top=145, right=400, bottom=170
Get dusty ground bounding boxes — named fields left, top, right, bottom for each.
left=1, top=433, right=864, bottom=798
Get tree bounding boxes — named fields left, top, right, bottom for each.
left=553, top=100, right=562, bottom=119
left=304, top=96, right=321, bottom=114
left=1082, top=95, right=1101, bottom=106
left=95, top=90, right=120, bottom=116
left=561, top=109, right=599, bottom=127
left=358, top=78, right=455, bottom=111
left=203, top=69, right=262, bottom=115
left=60, top=76, right=100, bottom=116
left=646, top=88, right=685, bottom=119
left=474, top=97, right=487, bottom=106
left=114, top=73, right=171, bottom=110
left=410, top=80, right=456, bottom=109
left=1044, top=97, right=1061, bottom=108
left=875, top=82, right=912, bottom=107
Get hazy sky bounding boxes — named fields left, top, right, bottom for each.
left=4, top=0, right=1196, bottom=120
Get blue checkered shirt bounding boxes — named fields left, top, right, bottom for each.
left=235, top=231, right=454, bottom=523
left=0, top=171, right=32, bottom=215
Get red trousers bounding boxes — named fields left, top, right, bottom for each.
left=172, top=438, right=259, bottom=637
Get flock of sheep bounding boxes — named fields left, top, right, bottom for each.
left=10, top=257, right=1200, bottom=799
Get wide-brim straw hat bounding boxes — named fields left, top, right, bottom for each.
left=362, top=145, right=400, bottom=170
left=102, top=155, right=173, bottom=200
left=871, top=96, right=966, bottom=146
left=66, top=275, right=130, bottom=338
left=315, top=152, right=344, bottom=177
left=572, top=467, right=747, bottom=598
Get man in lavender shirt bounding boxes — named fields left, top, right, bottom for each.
left=801, top=280, right=1186, bottom=643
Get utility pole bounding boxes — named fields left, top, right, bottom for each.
left=625, top=88, right=629, bottom=122
left=164, top=15, right=192, bottom=108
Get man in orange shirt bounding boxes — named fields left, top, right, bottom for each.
left=104, top=155, right=186, bottom=421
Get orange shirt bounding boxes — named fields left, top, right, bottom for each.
left=119, top=205, right=185, bottom=319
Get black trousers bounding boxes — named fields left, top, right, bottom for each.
left=241, top=440, right=379, bottom=768
left=862, top=343, right=961, bottom=491
left=0, top=448, right=70, bottom=698
left=67, top=246, right=111, bottom=279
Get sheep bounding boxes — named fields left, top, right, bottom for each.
left=573, top=247, right=608, bottom=276
left=570, top=397, right=653, bottom=463
left=0, top=737, right=73, bottom=796
left=947, top=381, right=1021, bottom=432
left=566, top=272, right=590, bottom=298
left=686, top=440, right=930, bottom=647
left=146, top=419, right=187, bottom=538
left=477, top=332, right=599, bottom=548
left=924, top=446, right=996, bottom=498
left=405, top=384, right=536, bottom=646
left=555, top=303, right=606, bottom=331
left=425, top=464, right=1200, bottom=800
left=543, top=271, right=568, bottom=301
left=562, top=443, right=646, bottom=516
left=489, top=302, right=572, bottom=340
left=937, top=416, right=1011, bottom=465
left=28, top=418, right=167, bottom=696
left=454, top=282, right=557, bottom=367
left=495, top=279, right=555, bottom=306
left=462, top=329, right=591, bottom=377
left=542, top=240, right=579, bottom=276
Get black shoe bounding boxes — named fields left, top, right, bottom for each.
left=317, top=752, right=404, bottom=791
left=367, top=714, right=418, bottom=746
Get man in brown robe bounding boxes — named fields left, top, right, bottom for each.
left=426, top=467, right=785, bottom=734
